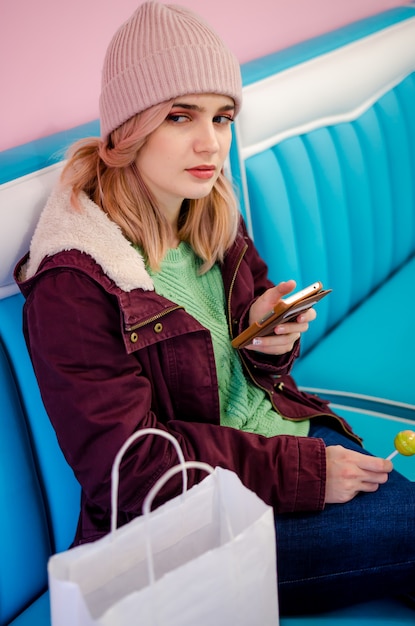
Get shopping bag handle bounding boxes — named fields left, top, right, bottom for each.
left=142, top=460, right=215, bottom=516
left=110, top=428, right=187, bottom=534
left=142, top=461, right=234, bottom=587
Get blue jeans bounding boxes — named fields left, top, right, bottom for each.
left=275, top=422, right=415, bottom=614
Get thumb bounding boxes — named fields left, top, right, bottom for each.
left=264, top=280, right=296, bottom=306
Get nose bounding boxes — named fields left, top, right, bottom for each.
left=194, top=121, right=220, bottom=154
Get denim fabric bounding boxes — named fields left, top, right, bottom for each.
left=276, top=422, right=415, bottom=615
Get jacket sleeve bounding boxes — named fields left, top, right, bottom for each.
left=23, top=268, right=326, bottom=540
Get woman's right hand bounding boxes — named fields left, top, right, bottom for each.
left=325, top=445, right=393, bottom=504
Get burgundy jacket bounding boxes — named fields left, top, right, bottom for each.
left=15, top=189, right=359, bottom=545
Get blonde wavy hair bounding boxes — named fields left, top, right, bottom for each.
left=60, top=101, right=240, bottom=273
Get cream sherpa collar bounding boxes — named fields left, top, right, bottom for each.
left=23, top=187, right=154, bottom=292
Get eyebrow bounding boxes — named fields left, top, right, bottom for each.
left=171, top=102, right=235, bottom=113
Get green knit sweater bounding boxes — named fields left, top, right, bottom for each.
left=143, top=242, right=309, bottom=438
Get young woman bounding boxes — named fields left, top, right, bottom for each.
left=15, top=1, right=414, bottom=615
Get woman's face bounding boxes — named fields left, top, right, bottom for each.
left=135, top=93, right=235, bottom=218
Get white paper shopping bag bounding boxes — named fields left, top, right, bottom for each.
left=48, top=428, right=279, bottom=626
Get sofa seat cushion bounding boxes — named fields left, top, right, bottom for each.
left=8, top=592, right=50, bottom=626
left=293, top=256, right=415, bottom=418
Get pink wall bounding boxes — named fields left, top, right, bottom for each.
left=0, top=0, right=411, bottom=152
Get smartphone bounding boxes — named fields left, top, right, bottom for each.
left=231, top=281, right=331, bottom=349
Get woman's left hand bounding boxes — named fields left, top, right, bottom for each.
left=245, top=280, right=317, bottom=355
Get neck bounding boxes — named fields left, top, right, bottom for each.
left=164, top=200, right=186, bottom=249
left=167, top=234, right=181, bottom=249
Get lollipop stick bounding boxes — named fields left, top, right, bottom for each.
left=386, top=450, right=399, bottom=461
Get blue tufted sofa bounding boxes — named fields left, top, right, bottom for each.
left=230, top=5, right=415, bottom=422
left=1, top=6, right=415, bottom=625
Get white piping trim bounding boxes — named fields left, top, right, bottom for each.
left=236, top=17, right=415, bottom=160
left=329, top=402, right=415, bottom=425
left=300, top=386, right=415, bottom=412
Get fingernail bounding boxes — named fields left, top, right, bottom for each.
left=252, top=338, right=262, bottom=345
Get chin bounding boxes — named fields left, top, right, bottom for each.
left=186, top=184, right=216, bottom=200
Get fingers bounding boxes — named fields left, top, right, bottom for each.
left=325, top=446, right=392, bottom=505
left=297, top=307, right=317, bottom=323
left=246, top=281, right=317, bottom=355
left=252, top=281, right=296, bottom=315
left=272, top=280, right=297, bottom=300
left=244, top=314, right=313, bottom=354
left=245, top=333, right=300, bottom=355
left=355, top=452, right=393, bottom=475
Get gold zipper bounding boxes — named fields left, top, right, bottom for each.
left=227, top=240, right=273, bottom=399
left=227, top=242, right=248, bottom=337
left=126, top=304, right=184, bottom=331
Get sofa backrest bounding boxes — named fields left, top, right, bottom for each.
left=0, top=294, right=82, bottom=555
left=230, top=7, right=415, bottom=355
left=0, top=341, right=51, bottom=625
left=0, top=121, right=99, bottom=624
left=0, top=125, right=102, bottom=545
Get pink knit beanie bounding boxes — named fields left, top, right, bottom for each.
left=99, top=1, right=242, bottom=139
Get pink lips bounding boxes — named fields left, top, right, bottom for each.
left=186, top=166, right=216, bottom=179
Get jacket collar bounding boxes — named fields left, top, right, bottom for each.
left=22, top=187, right=154, bottom=292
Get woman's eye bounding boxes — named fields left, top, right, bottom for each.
left=166, top=112, right=234, bottom=125
left=214, top=115, right=234, bottom=125
left=166, top=113, right=189, bottom=123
